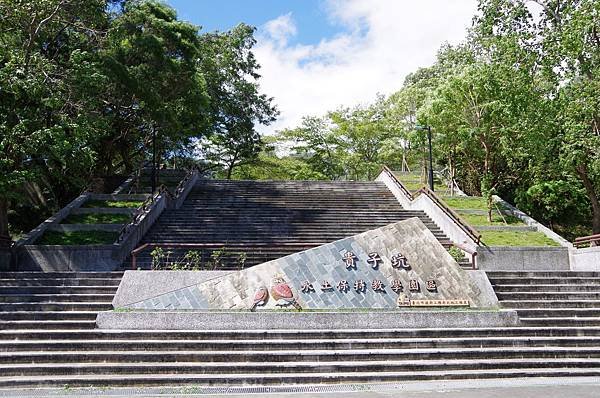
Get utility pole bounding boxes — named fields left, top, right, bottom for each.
left=415, top=124, right=435, bottom=192
left=427, top=125, right=434, bottom=192
left=151, top=125, right=157, bottom=193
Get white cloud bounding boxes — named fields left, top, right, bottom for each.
left=254, top=0, right=478, bottom=134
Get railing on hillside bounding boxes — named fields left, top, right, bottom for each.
left=116, top=187, right=166, bottom=243
left=450, top=242, right=478, bottom=270
left=381, top=166, right=413, bottom=200
left=117, top=168, right=197, bottom=244
left=574, top=234, right=600, bottom=248
left=130, top=242, right=313, bottom=270
left=414, top=186, right=482, bottom=245
left=382, top=166, right=482, bottom=246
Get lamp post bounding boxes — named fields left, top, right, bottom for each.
left=151, top=125, right=157, bottom=193
left=415, top=125, right=434, bottom=192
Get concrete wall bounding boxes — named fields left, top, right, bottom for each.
left=16, top=192, right=165, bottom=271
left=0, top=250, right=12, bottom=271
left=17, top=244, right=118, bottom=271
left=376, top=170, right=479, bottom=252
left=113, top=270, right=232, bottom=308
left=477, top=246, right=570, bottom=271
left=16, top=194, right=90, bottom=246
left=570, top=246, right=600, bottom=271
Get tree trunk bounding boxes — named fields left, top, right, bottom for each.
left=0, top=198, right=11, bottom=247
left=226, top=162, right=235, bottom=180
left=576, top=164, right=600, bottom=234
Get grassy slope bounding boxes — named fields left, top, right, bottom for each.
left=37, top=230, right=118, bottom=245
left=61, top=213, right=131, bottom=224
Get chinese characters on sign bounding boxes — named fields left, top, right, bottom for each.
left=298, top=250, right=440, bottom=296
left=367, top=252, right=382, bottom=269
left=342, top=251, right=357, bottom=269
left=337, top=280, right=349, bottom=292
left=300, top=281, right=314, bottom=293
left=391, top=253, right=410, bottom=269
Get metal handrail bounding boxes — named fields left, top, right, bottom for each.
left=574, top=233, right=600, bottom=248
left=414, top=186, right=482, bottom=245
left=450, top=242, right=478, bottom=270
left=130, top=242, right=314, bottom=269
left=382, top=166, right=482, bottom=245
left=381, top=166, right=413, bottom=200
left=116, top=186, right=166, bottom=243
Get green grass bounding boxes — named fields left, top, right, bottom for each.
left=83, top=200, right=143, bottom=208
left=397, top=180, right=446, bottom=192
left=480, top=230, right=559, bottom=247
left=61, top=213, right=131, bottom=224
left=37, top=230, right=118, bottom=245
left=441, top=196, right=490, bottom=210
left=458, top=212, right=524, bottom=226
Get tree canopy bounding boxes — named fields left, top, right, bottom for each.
left=239, top=0, right=599, bottom=238
left=0, top=0, right=277, bottom=242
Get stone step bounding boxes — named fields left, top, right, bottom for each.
left=0, top=321, right=97, bottom=330
left=515, top=308, right=600, bottom=318
left=0, top=311, right=100, bottom=321
left=493, top=284, right=600, bottom=292
left=496, top=292, right=600, bottom=300
left=0, top=303, right=112, bottom=312
left=0, top=272, right=123, bottom=279
left=3, top=346, right=599, bottom=364
left=488, top=277, right=600, bottom=285
left=3, top=336, right=600, bottom=352
left=487, top=272, right=600, bottom=278
left=0, top=278, right=121, bottom=287
left=5, top=326, right=600, bottom=340
left=501, top=300, right=600, bottom=309
left=0, top=286, right=118, bottom=294
left=2, top=366, right=600, bottom=388
left=2, top=358, right=600, bottom=378
left=0, top=294, right=116, bottom=303
left=520, top=317, right=600, bottom=326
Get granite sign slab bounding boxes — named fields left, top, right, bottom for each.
left=126, top=217, right=499, bottom=310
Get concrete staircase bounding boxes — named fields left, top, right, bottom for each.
left=1, top=269, right=600, bottom=387
left=0, top=272, right=121, bottom=330
left=489, top=271, right=600, bottom=327
left=134, top=179, right=452, bottom=269
left=2, top=324, right=600, bottom=387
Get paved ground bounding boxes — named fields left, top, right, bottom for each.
left=1, top=378, right=599, bottom=398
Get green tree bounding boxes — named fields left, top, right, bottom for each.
left=198, top=24, right=278, bottom=179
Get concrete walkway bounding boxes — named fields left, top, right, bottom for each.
left=2, top=378, right=600, bottom=398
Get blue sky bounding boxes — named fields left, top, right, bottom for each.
left=168, top=0, right=343, bottom=46
left=166, top=1, right=478, bottom=133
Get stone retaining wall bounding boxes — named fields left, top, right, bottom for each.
left=97, top=309, right=520, bottom=330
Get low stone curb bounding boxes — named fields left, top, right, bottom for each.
left=96, top=309, right=520, bottom=330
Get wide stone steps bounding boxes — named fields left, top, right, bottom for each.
left=3, top=366, right=600, bottom=388
left=490, top=271, right=600, bottom=328
left=493, top=284, right=600, bottom=292
left=0, top=321, right=97, bottom=331
left=3, top=336, right=600, bottom=352
left=0, top=272, right=123, bottom=279
left=5, top=326, right=600, bottom=339
left=0, top=272, right=121, bottom=333
left=0, top=286, right=118, bottom=294
left=0, top=278, right=121, bottom=287
left=501, top=300, right=600, bottom=309
left=0, top=294, right=115, bottom=303
left=136, top=179, right=452, bottom=270
left=3, top=358, right=600, bottom=379
left=4, top=346, right=600, bottom=364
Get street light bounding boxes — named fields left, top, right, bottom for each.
left=415, top=124, right=434, bottom=192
